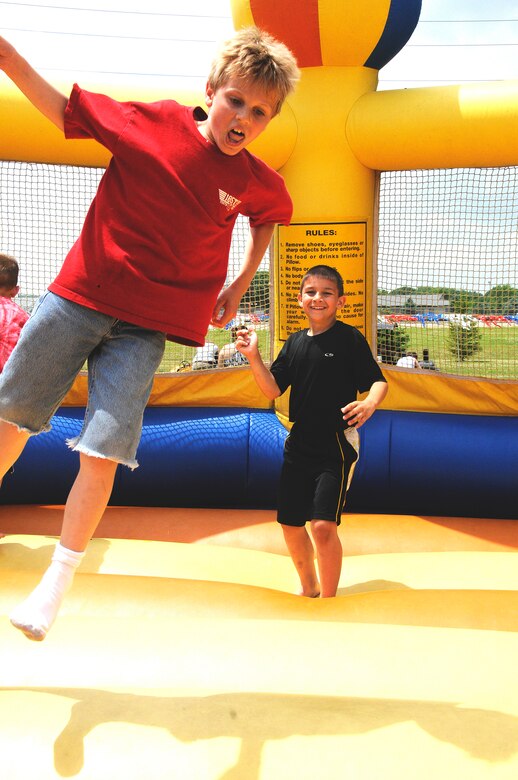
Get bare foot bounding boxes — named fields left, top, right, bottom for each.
left=298, top=586, right=320, bottom=598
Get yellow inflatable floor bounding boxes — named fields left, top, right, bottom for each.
left=1, top=506, right=517, bottom=780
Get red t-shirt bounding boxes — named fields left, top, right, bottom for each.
left=0, top=296, right=29, bottom=372
left=50, top=85, right=293, bottom=346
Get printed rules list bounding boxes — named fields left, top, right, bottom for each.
left=276, top=222, right=367, bottom=340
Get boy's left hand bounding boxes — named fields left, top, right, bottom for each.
left=341, top=398, right=376, bottom=429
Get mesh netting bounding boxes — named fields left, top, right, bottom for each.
left=377, top=167, right=518, bottom=380
left=2, top=160, right=516, bottom=381
left=0, top=160, right=270, bottom=373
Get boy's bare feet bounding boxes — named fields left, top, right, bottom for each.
left=299, top=585, right=320, bottom=598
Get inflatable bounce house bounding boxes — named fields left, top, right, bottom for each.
left=1, top=2, right=517, bottom=778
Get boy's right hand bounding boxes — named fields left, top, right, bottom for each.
left=235, top=326, right=258, bottom=357
left=0, top=36, right=67, bottom=130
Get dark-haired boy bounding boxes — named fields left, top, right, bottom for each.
left=237, top=265, right=387, bottom=597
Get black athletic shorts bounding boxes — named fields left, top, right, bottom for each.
left=277, top=423, right=359, bottom=527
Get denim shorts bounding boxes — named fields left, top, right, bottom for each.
left=0, top=292, right=166, bottom=468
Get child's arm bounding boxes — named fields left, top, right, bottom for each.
left=235, top=327, right=281, bottom=401
left=341, top=380, right=388, bottom=429
left=0, top=36, right=68, bottom=130
left=211, top=222, right=275, bottom=328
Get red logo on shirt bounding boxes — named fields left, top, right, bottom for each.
left=219, top=189, right=242, bottom=212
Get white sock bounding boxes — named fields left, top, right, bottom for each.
left=10, top=543, right=85, bottom=641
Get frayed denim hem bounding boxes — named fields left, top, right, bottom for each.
left=0, top=415, right=51, bottom=436
left=66, top=437, right=139, bottom=470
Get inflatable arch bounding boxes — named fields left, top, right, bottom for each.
left=1, top=0, right=517, bottom=519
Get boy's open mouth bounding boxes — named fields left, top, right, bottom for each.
left=228, top=128, right=245, bottom=144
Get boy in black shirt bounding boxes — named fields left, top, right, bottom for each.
left=236, top=265, right=387, bottom=597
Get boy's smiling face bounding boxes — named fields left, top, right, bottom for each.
left=198, top=78, right=277, bottom=155
left=298, top=275, right=346, bottom=334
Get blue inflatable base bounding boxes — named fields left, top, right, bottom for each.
left=347, top=409, right=518, bottom=520
left=1, top=407, right=516, bottom=519
left=1, top=407, right=286, bottom=510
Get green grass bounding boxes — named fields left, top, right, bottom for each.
left=159, top=322, right=518, bottom=379
left=158, top=325, right=270, bottom=373
left=394, top=324, right=518, bottom=380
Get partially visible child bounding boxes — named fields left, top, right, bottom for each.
left=236, top=265, right=387, bottom=598
left=0, top=253, right=29, bottom=518
left=0, top=27, right=299, bottom=640
left=0, top=253, right=29, bottom=373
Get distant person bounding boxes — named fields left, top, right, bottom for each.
left=192, top=342, right=219, bottom=370
left=0, top=27, right=300, bottom=640
left=218, top=326, right=249, bottom=367
left=396, top=351, right=420, bottom=368
left=419, top=348, right=437, bottom=371
left=0, top=253, right=29, bottom=373
left=237, top=265, right=387, bottom=598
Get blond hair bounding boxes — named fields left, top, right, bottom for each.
left=208, top=27, right=300, bottom=115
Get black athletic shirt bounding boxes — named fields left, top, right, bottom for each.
left=270, top=320, right=386, bottom=433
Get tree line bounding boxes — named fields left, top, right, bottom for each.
left=378, top=285, right=518, bottom=316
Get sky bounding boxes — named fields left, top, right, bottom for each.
left=1, top=0, right=517, bottom=92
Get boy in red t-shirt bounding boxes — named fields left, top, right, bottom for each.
left=0, top=28, right=299, bottom=640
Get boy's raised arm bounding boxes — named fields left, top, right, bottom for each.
left=235, top=328, right=281, bottom=401
left=0, top=36, right=67, bottom=131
